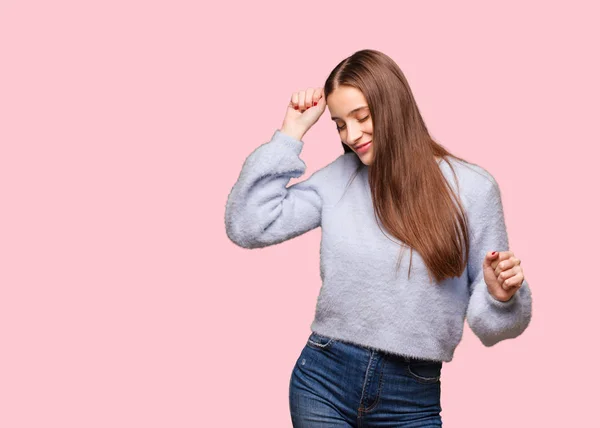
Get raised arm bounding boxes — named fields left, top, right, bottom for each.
left=225, top=129, right=341, bottom=249
left=465, top=173, right=533, bottom=347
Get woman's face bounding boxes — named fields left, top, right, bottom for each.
left=327, top=86, right=374, bottom=165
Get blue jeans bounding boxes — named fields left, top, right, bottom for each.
left=289, top=332, right=443, bottom=427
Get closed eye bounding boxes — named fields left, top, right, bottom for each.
left=336, top=115, right=370, bottom=131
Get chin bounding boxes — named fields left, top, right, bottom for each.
left=358, top=152, right=373, bottom=166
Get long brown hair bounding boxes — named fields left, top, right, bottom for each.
left=325, top=49, right=475, bottom=284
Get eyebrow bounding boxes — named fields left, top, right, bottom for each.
left=330, top=106, right=369, bottom=121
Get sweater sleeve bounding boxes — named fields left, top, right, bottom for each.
left=465, top=173, right=533, bottom=347
left=225, top=129, right=338, bottom=249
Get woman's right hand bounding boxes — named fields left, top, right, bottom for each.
left=280, top=87, right=327, bottom=140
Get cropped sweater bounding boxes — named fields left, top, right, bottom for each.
left=224, top=129, right=533, bottom=362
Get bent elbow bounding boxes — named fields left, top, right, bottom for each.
left=224, top=209, right=261, bottom=249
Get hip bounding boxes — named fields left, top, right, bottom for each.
left=289, top=331, right=443, bottom=426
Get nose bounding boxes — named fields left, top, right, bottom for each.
left=346, top=121, right=363, bottom=145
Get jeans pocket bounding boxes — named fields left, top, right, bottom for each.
left=406, top=360, right=442, bottom=384
left=306, top=332, right=336, bottom=350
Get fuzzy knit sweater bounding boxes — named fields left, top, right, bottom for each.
left=224, top=129, right=533, bottom=362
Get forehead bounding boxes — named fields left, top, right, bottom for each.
left=328, top=86, right=368, bottom=119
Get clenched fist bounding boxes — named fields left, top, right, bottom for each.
left=483, top=251, right=525, bottom=302
left=280, top=87, right=327, bottom=141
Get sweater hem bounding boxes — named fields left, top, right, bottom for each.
left=310, top=322, right=454, bottom=363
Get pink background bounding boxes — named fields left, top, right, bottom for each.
left=1, top=0, right=598, bottom=426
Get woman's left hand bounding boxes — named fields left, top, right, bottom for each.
left=483, top=251, right=525, bottom=302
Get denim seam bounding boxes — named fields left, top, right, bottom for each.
left=362, top=357, right=387, bottom=413
left=307, top=337, right=335, bottom=349
left=406, top=364, right=440, bottom=383
left=358, top=351, right=375, bottom=412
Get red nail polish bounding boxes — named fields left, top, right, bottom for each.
left=313, top=102, right=317, bottom=106
left=491, top=252, right=496, bottom=255
left=294, top=106, right=298, bottom=110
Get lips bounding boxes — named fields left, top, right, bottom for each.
left=354, top=141, right=372, bottom=154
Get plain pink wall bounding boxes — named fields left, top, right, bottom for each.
left=1, top=0, right=598, bottom=426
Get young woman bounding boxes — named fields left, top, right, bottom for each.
left=225, top=49, right=533, bottom=427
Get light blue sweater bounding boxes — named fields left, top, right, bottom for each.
left=225, top=129, right=533, bottom=362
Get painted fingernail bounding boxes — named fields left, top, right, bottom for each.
left=294, top=106, right=298, bottom=110
left=313, top=102, right=317, bottom=106
left=491, top=252, right=496, bottom=255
